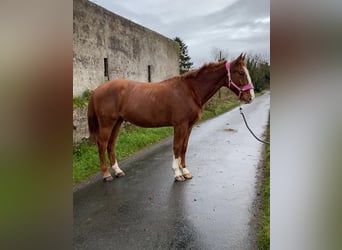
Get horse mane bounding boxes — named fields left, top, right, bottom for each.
left=181, top=60, right=227, bottom=79
left=160, top=60, right=228, bottom=84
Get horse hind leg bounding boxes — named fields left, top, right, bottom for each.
left=97, top=126, right=114, bottom=181
left=107, top=118, right=125, bottom=177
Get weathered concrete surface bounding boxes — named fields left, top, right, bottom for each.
left=73, top=106, right=134, bottom=145
left=73, top=92, right=270, bottom=249
left=73, top=0, right=179, bottom=96
left=73, top=106, right=88, bottom=144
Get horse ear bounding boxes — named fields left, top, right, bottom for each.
left=236, top=53, right=243, bottom=63
left=239, top=53, right=246, bottom=61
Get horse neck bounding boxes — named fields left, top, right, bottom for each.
left=189, top=63, right=227, bottom=106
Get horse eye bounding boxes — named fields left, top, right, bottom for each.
left=239, top=71, right=244, bottom=76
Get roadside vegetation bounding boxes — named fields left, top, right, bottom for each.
left=73, top=125, right=174, bottom=183
left=257, top=118, right=270, bottom=249
left=73, top=89, right=93, bottom=108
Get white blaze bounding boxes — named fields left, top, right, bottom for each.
left=243, top=65, right=255, bottom=100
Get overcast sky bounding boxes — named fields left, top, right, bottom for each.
left=90, top=0, right=269, bottom=68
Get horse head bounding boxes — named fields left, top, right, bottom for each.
left=226, top=53, right=255, bottom=103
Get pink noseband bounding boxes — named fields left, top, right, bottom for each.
left=225, top=62, right=254, bottom=99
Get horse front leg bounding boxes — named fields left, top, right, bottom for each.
left=180, top=127, right=193, bottom=179
left=97, top=126, right=114, bottom=182
left=173, top=123, right=191, bottom=182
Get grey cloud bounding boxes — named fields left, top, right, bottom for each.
left=90, top=0, right=269, bottom=66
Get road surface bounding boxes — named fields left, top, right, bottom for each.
left=73, top=91, right=270, bottom=249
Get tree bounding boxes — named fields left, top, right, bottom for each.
left=211, top=47, right=229, bottom=98
left=211, top=47, right=229, bottom=62
left=174, top=37, right=193, bottom=74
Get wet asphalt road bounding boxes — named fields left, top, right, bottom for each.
left=73, top=92, right=270, bottom=250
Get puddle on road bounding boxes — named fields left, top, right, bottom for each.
left=224, top=128, right=237, bottom=133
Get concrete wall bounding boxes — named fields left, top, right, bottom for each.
left=73, top=0, right=179, bottom=96
left=73, top=106, right=88, bottom=144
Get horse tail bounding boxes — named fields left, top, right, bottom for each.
left=87, top=93, right=98, bottom=143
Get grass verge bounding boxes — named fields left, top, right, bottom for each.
left=257, top=118, right=270, bottom=249
left=73, top=126, right=173, bottom=183
left=73, top=88, right=256, bottom=184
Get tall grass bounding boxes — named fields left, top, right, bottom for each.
left=257, top=119, right=270, bottom=249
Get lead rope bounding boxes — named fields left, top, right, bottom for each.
left=239, top=104, right=270, bottom=145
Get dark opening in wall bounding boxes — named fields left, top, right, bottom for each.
left=104, top=58, right=108, bottom=79
left=148, top=65, right=151, bottom=82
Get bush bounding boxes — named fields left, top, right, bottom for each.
left=73, top=89, right=93, bottom=108
left=246, top=55, right=270, bottom=92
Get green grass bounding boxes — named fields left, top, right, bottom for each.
left=201, top=89, right=239, bottom=120
left=73, top=141, right=99, bottom=183
left=73, top=88, right=251, bottom=184
left=73, top=89, right=93, bottom=108
left=257, top=118, right=270, bottom=249
left=73, top=126, right=173, bottom=183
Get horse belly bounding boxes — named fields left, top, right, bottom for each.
left=121, top=101, right=172, bottom=128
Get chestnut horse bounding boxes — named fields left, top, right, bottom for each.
left=88, top=53, right=254, bottom=182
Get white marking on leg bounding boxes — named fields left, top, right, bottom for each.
left=112, top=160, right=123, bottom=175
left=243, top=65, right=255, bottom=99
left=172, top=156, right=182, bottom=177
left=181, top=167, right=190, bottom=175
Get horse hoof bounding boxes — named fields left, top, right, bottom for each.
left=183, top=173, right=193, bottom=179
left=115, top=172, right=126, bottom=178
left=175, top=175, right=186, bottom=182
left=103, top=175, right=114, bottom=182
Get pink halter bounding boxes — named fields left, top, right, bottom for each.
left=225, top=62, right=254, bottom=99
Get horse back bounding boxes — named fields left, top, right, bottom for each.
left=92, top=78, right=201, bottom=127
